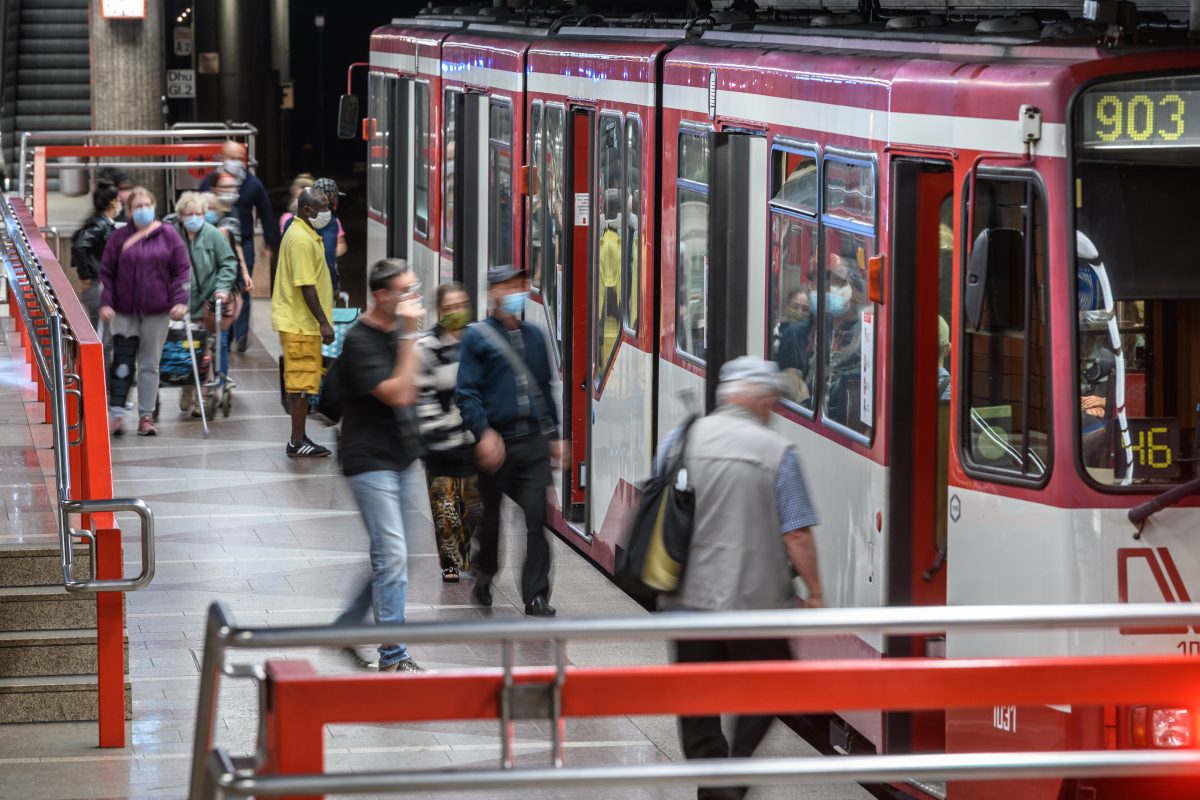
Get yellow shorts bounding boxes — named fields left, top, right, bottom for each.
left=280, top=332, right=323, bottom=396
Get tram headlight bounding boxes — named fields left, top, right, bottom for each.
left=1150, top=708, right=1192, bottom=748
left=1130, top=706, right=1192, bottom=748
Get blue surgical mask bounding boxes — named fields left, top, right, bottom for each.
left=204, top=210, right=219, bottom=225
left=182, top=215, right=204, bottom=233
left=131, top=207, right=156, bottom=229
left=498, top=291, right=528, bottom=316
left=809, top=287, right=852, bottom=318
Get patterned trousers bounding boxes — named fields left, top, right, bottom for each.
left=427, top=474, right=481, bottom=572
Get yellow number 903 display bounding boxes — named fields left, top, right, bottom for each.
left=1093, top=92, right=1186, bottom=143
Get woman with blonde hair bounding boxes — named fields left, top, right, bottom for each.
left=98, top=186, right=191, bottom=436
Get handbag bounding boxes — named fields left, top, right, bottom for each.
left=615, top=415, right=699, bottom=599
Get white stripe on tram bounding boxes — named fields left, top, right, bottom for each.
left=527, top=71, right=656, bottom=107
left=662, top=83, right=1067, bottom=158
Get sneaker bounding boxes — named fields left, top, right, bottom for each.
left=109, top=410, right=124, bottom=437
left=286, top=437, right=331, bottom=458
left=179, top=385, right=195, bottom=412
left=235, top=335, right=249, bottom=353
left=441, top=567, right=460, bottom=583
left=137, top=415, right=157, bottom=436
left=340, top=646, right=377, bottom=671
left=380, top=657, right=424, bottom=673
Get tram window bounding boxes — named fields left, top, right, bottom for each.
left=596, top=114, right=623, bottom=381
left=413, top=82, right=431, bottom=239
left=623, top=118, right=642, bottom=333
left=771, top=149, right=817, bottom=214
left=962, top=177, right=1050, bottom=481
left=768, top=213, right=819, bottom=413
left=1074, top=154, right=1200, bottom=487
left=487, top=101, right=513, bottom=270
left=824, top=159, right=875, bottom=226
left=528, top=102, right=544, bottom=290
left=820, top=227, right=875, bottom=435
left=366, top=73, right=390, bottom=219
left=676, top=132, right=710, bottom=362
left=442, top=90, right=458, bottom=255
left=544, top=105, right=567, bottom=359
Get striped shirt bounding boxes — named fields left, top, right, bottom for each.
left=414, top=326, right=476, bottom=475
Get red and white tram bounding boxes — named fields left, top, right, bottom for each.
left=362, top=11, right=1200, bottom=799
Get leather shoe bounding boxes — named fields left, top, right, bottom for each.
left=524, top=595, right=556, bottom=617
left=472, top=579, right=493, bottom=607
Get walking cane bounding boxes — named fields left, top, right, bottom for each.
left=182, top=315, right=209, bottom=439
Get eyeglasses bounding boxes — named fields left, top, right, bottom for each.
left=393, top=281, right=421, bottom=300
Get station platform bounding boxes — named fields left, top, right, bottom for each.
left=0, top=300, right=870, bottom=800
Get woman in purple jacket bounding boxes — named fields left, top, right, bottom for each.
left=99, top=187, right=191, bottom=436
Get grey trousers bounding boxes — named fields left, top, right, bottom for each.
left=108, top=312, right=170, bottom=418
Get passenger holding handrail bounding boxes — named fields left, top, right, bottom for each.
left=655, top=356, right=823, bottom=800
left=172, top=191, right=238, bottom=413
left=99, top=187, right=191, bottom=437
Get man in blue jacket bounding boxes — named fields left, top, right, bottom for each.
left=455, top=265, right=564, bottom=617
left=200, top=140, right=278, bottom=351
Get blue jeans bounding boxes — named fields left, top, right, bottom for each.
left=218, top=329, right=231, bottom=378
left=333, top=464, right=426, bottom=667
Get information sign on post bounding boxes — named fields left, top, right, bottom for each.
left=173, top=27, right=193, bottom=57
left=166, top=69, right=196, bottom=100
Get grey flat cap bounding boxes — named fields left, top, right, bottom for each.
left=719, top=355, right=792, bottom=396
left=487, top=264, right=526, bottom=284
left=313, top=177, right=346, bottom=197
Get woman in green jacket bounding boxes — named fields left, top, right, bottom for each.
left=173, top=191, right=238, bottom=410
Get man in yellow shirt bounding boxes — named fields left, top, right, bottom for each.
left=272, top=186, right=335, bottom=457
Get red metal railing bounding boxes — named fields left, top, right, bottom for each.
left=189, top=602, right=1200, bottom=800
left=1, top=197, right=154, bottom=747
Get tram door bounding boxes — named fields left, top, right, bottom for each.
left=559, top=107, right=595, bottom=531
left=441, top=90, right=490, bottom=313
left=887, top=158, right=954, bottom=754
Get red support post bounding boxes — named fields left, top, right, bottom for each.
left=264, top=661, right=327, bottom=800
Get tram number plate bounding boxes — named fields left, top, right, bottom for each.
left=993, top=705, right=1017, bottom=733
left=1113, top=417, right=1181, bottom=481
left=1079, top=78, right=1200, bottom=150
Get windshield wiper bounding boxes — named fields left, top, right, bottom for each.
left=1129, top=474, right=1200, bottom=535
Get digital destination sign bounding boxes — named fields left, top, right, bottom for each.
left=1079, top=77, right=1200, bottom=150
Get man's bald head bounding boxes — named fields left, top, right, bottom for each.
left=222, top=140, right=247, bottom=161
left=297, top=188, right=329, bottom=224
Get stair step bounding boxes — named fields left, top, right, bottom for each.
left=0, top=544, right=91, bottom=586
left=17, top=39, right=88, bottom=55
left=13, top=68, right=90, bottom=85
left=18, top=53, right=89, bottom=70
left=0, top=586, right=98, bottom=632
left=19, top=0, right=87, bottom=9
left=20, top=8, right=88, bottom=25
left=17, top=83, right=90, bottom=100
left=0, top=674, right=132, bottom=723
left=16, top=24, right=89, bottom=40
left=14, top=114, right=92, bottom=132
left=15, top=98, right=91, bottom=115
left=0, top=628, right=127, bottom=677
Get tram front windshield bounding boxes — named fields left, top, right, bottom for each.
left=1074, top=75, right=1200, bottom=488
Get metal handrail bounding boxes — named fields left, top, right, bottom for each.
left=18, top=124, right=260, bottom=202
left=0, top=198, right=155, bottom=594
left=190, top=600, right=1200, bottom=800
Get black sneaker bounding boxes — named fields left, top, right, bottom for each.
left=286, top=437, right=331, bottom=458
left=380, top=657, right=424, bottom=673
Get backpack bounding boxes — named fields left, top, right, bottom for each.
left=615, top=415, right=699, bottom=599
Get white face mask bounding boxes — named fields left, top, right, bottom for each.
left=223, top=159, right=244, bottom=178
left=311, top=210, right=333, bottom=229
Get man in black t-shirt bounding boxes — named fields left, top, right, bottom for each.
left=331, top=259, right=427, bottom=673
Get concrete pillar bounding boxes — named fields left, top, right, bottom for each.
left=89, top=4, right=167, bottom=200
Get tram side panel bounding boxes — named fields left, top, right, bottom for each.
left=526, top=40, right=666, bottom=569
left=660, top=51, right=894, bottom=748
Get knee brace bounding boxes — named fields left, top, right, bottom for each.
left=109, top=334, right=140, bottom=406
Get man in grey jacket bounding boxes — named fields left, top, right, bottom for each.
left=657, top=356, right=824, bottom=800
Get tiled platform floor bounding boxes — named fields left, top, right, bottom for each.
left=0, top=301, right=870, bottom=800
